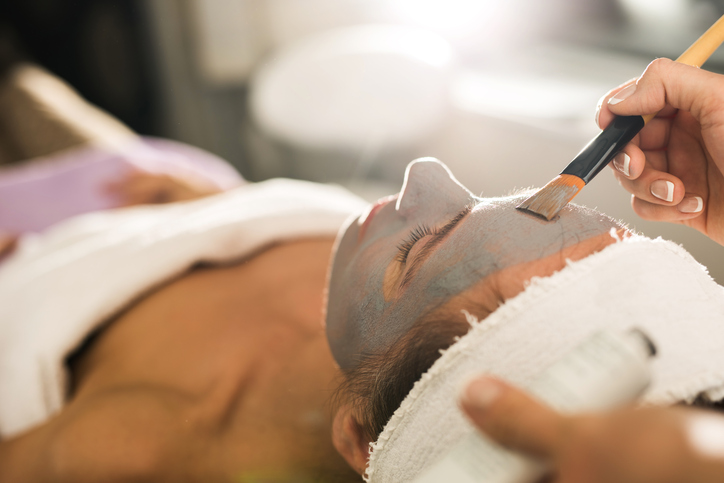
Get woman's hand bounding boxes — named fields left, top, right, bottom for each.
left=0, top=232, right=16, bottom=260
left=106, top=171, right=223, bottom=206
left=596, top=58, right=724, bottom=246
left=460, top=376, right=724, bottom=483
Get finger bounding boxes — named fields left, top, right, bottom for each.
left=616, top=154, right=686, bottom=205
left=608, top=58, right=724, bottom=124
left=115, top=179, right=173, bottom=206
left=612, top=149, right=665, bottom=190
left=596, top=67, right=683, bottom=131
left=632, top=195, right=705, bottom=222
left=596, top=78, right=637, bottom=130
left=102, top=169, right=146, bottom=195
left=636, top=116, right=672, bottom=151
left=459, top=376, right=564, bottom=459
left=609, top=144, right=646, bottom=180
left=666, top=115, right=712, bottom=198
left=125, top=174, right=179, bottom=200
left=0, top=231, right=17, bottom=258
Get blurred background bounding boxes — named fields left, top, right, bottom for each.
left=1, top=0, right=723, bottom=280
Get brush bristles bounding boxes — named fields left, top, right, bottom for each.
left=516, top=175, right=586, bottom=221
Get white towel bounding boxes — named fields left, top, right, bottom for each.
left=366, top=235, right=724, bottom=482
left=0, top=179, right=367, bottom=439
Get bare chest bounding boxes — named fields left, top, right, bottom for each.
left=72, top=240, right=331, bottom=416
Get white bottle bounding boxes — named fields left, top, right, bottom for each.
left=414, top=329, right=656, bottom=483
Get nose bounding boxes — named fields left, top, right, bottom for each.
left=396, top=158, right=473, bottom=218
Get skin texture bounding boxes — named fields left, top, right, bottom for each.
left=326, top=158, right=621, bottom=370
left=460, top=376, right=724, bottom=483
left=597, top=58, right=724, bottom=246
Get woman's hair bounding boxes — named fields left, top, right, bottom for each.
left=335, top=304, right=474, bottom=442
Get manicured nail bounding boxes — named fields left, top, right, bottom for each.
left=678, top=196, right=703, bottom=214
left=612, top=153, right=630, bottom=177
left=595, top=98, right=603, bottom=128
left=608, top=84, right=636, bottom=105
left=463, top=377, right=502, bottom=410
left=651, top=180, right=674, bottom=202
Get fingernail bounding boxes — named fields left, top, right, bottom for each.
left=651, top=180, right=674, bottom=202
left=678, top=196, right=703, bottom=213
left=612, top=153, right=630, bottom=177
left=595, top=98, right=603, bottom=128
left=463, top=377, right=502, bottom=410
left=608, top=84, right=637, bottom=105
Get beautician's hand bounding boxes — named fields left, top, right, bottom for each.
left=0, top=232, right=16, bottom=260
left=596, top=58, right=724, bottom=246
left=460, top=375, right=724, bottom=483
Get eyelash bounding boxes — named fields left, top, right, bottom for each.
left=394, top=204, right=474, bottom=266
left=395, top=224, right=438, bottom=264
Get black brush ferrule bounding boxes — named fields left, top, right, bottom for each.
left=560, top=115, right=645, bottom=184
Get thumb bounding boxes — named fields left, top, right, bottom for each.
left=608, top=58, right=722, bottom=123
left=459, top=376, right=565, bottom=459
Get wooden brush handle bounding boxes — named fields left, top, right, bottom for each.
left=677, top=14, right=724, bottom=67
left=642, top=14, right=724, bottom=124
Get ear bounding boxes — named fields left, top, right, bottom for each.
left=332, top=404, right=371, bottom=475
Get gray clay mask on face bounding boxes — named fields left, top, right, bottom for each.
left=326, top=158, right=621, bottom=370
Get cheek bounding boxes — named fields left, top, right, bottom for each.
left=383, top=262, right=403, bottom=302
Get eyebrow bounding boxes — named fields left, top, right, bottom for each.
left=400, top=204, right=473, bottom=290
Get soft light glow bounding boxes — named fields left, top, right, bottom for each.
left=319, top=25, right=454, bottom=69
left=452, top=70, right=604, bottom=121
left=618, top=0, right=691, bottom=25
left=386, top=0, right=501, bottom=38
left=686, top=413, right=724, bottom=460
left=250, top=25, right=454, bottom=150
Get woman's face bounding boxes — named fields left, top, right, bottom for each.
left=326, top=158, right=620, bottom=369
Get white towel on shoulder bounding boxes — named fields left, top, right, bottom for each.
left=0, top=178, right=366, bottom=439
left=366, top=235, right=724, bottom=482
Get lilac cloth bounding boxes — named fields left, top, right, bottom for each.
left=0, top=137, right=244, bottom=233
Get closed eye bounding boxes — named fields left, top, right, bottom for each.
left=395, top=225, right=436, bottom=264
left=397, top=204, right=473, bottom=288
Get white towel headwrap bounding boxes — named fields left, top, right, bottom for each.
left=366, top=235, right=724, bottom=482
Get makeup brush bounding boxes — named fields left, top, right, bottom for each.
left=517, top=14, right=724, bottom=221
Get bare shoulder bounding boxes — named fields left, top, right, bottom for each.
left=1, top=384, right=208, bottom=483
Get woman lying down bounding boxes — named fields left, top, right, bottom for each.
left=1, top=158, right=724, bottom=482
